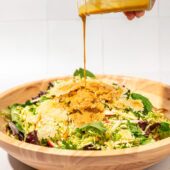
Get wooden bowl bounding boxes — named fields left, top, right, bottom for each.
left=0, top=75, right=170, bottom=170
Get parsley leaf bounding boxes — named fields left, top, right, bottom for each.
left=73, top=68, right=96, bottom=78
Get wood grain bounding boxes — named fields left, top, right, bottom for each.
left=0, top=75, right=170, bottom=170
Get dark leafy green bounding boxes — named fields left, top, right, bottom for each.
left=10, top=100, right=34, bottom=109
left=134, top=136, right=152, bottom=145
left=128, top=121, right=143, bottom=137
left=62, top=140, right=76, bottom=150
left=79, top=121, right=106, bottom=134
left=158, top=122, right=170, bottom=139
left=41, top=138, right=48, bottom=146
left=127, top=122, right=152, bottom=145
left=160, top=122, right=170, bottom=131
left=21, top=100, right=34, bottom=107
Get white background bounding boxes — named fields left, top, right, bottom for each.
left=0, top=0, right=170, bottom=169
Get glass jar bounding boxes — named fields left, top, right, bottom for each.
left=78, top=0, right=155, bottom=16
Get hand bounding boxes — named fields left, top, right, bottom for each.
left=124, top=11, right=145, bottom=20
left=124, top=0, right=155, bottom=20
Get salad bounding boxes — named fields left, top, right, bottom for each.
left=1, top=68, right=170, bottom=150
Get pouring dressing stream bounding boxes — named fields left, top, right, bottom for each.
left=78, top=0, right=155, bottom=85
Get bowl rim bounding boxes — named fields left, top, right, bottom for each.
left=0, top=75, right=170, bottom=157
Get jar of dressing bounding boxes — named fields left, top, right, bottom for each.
left=78, top=0, right=155, bottom=16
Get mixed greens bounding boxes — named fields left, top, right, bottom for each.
left=1, top=68, right=170, bottom=150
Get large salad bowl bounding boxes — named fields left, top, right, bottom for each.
left=0, top=75, right=170, bottom=170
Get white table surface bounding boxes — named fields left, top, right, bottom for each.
left=0, top=148, right=170, bottom=170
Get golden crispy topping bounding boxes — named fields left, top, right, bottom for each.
left=54, top=81, right=123, bottom=126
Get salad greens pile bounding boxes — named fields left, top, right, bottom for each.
left=1, top=68, right=170, bottom=150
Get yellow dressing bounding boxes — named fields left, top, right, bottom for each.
left=82, top=16, right=87, bottom=86
left=79, top=0, right=150, bottom=16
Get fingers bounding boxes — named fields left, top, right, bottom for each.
left=135, top=11, right=145, bottom=18
left=124, top=12, right=136, bottom=20
left=124, top=11, right=145, bottom=20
